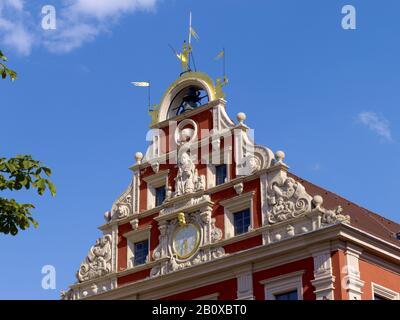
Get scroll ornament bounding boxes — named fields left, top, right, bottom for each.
left=76, top=234, right=113, bottom=283
left=267, top=177, right=313, bottom=224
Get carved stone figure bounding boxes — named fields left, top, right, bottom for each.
left=174, top=151, right=206, bottom=197
left=321, top=205, right=350, bottom=225
left=267, top=177, right=312, bottom=224
left=60, top=289, right=73, bottom=300
left=77, top=235, right=112, bottom=283
left=210, top=218, right=223, bottom=242
left=195, top=171, right=206, bottom=191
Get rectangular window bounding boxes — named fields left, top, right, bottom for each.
left=215, top=164, right=227, bottom=186
left=274, top=290, right=298, bottom=300
left=134, top=239, right=149, bottom=266
left=233, top=209, right=251, bottom=236
left=155, top=186, right=166, bottom=207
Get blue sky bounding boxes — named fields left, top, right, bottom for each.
left=1, top=0, right=399, bottom=299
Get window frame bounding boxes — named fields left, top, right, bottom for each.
left=143, top=170, right=169, bottom=210
left=220, top=191, right=255, bottom=239
left=260, top=270, right=304, bottom=301
left=371, top=282, right=399, bottom=300
left=233, top=209, right=251, bottom=236
left=274, top=290, right=299, bottom=301
left=215, top=164, right=228, bottom=186
left=155, top=185, right=166, bottom=207
left=133, top=239, right=149, bottom=266
left=125, top=225, right=152, bottom=269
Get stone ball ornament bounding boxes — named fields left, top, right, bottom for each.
left=135, top=152, right=143, bottom=164
left=275, top=150, right=285, bottom=163
left=104, top=211, right=112, bottom=222
left=236, top=112, right=247, bottom=124
left=313, top=195, right=324, bottom=208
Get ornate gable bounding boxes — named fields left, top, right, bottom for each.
left=63, top=69, right=353, bottom=300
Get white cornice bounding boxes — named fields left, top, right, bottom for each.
left=123, top=225, right=152, bottom=240
left=81, top=223, right=400, bottom=300
left=142, top=170, right=169, bottom=186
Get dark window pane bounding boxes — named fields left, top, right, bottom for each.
left=374, top=294, right=388, bottom=300
left=134, top=239, right=149, bottom=266
left=216, top=165, right=227, bottom=186
left=155, top=186, right=166, bottom=207
left=233, top=209, right=251, bottom=236
left=275, top=290, right=298, bottom=300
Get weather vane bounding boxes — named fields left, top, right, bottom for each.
left=170, top=12, right=199, bottom=74
left=130, top=81, right=160, bottom=125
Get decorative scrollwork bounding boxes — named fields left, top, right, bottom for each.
left=109, top=183, right=133, bottom=221
left=76, top=235, right=112, bottom=283
left=321, top=205, right=350, bottom=225
left=267, top=177, right=312, bottom=224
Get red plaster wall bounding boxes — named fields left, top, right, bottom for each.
left=359, top=257, right=400, bottom=300
left=253, top=257, right=316, bottom=300
left=139, top=179, right=147, bottom=211
left=224, top=235, right=262, bottom=254
left=331, top=250, right=348, bottom=300
left=117, top=223, right=132, bottom=272
left=118, top=268, right=151, bottom=287
left=210, top=178, right=261, bottom=238
left=161, top=278, right=237, bottom=300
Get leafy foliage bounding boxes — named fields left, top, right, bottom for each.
left=0, top=50, right=17, bottom=81
left=0, top=155, right=56, bottom=235
left=1, top=50, right=55, bottom=235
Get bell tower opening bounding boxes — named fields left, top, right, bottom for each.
left=168, top=85, right=209, bottom=118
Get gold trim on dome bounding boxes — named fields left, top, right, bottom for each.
left=150, top=71, right=225, bottom=126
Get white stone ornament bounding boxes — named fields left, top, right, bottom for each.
left=135, top=152, right=143, bottom=164
left=110, top=183, right=133, bottom=220
left=174, top=151, right=206, bottom=197
left=104, top=211, right=112, bottom=222
left=151, top=161, right=160, bottom=173
left=267, top=177, right=312, bottom=224
left=237, top=112, right=246, bottom=125
left=234, top=182, right=244, bottom=195
left=130, top=218, right=139, bottom=230
left=312, top=195, right=350, bottom=225
left=274, top=150, right=285, bottom=165
left=77, top=234, right=113, bottom=283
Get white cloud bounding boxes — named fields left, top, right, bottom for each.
left=357, top=111, right=393, bottom=142
left=0, top=1, right=35, bottom=55
left=0, top=0, right=24, bottom=12
left=43, top=22, right=100, bottom=53
left=0, top=0, right=159, bottom=55
left=68, top=0, right=157, bottom=19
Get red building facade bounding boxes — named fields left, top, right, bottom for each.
left=63, top=71, right=400, bottom=301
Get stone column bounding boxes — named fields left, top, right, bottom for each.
left=311, top=250, right=336, bottom=300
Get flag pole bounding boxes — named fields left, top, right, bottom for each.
left=189, top=11, right=192, bottom=45
left=223, top=47, right=226, bottom=79
left=148, top=80, right=151, bottom=111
